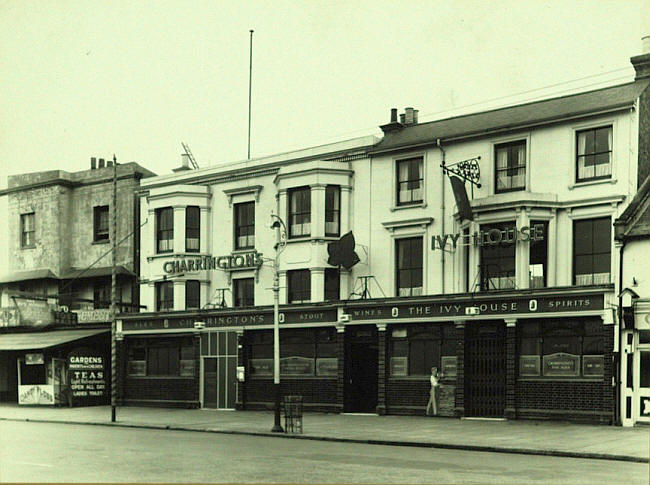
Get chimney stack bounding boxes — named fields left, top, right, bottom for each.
left=173, top=153, right=192, bottom=172
left=390, top=108, right=398, bottom=123
left=380, top=107, right=419, bottom=134
left=91, top=157, right=97, bottom=170
left=98, top=158, right=105, bottom=168
left=631, top=36, right=650, bottom=80
left=404, top=107, right=414, bottom=124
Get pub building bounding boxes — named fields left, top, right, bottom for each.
left=115, top=43, right=650, bottom=424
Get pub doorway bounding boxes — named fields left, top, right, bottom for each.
left=464, top=321, right=506, bottom=417
left=344, top=325, right=378, bottom=413
left=200, top=331, right=238, bottom=409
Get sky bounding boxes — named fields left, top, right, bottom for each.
left=0, top=0, right=648, bottom=185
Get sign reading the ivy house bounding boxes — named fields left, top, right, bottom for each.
left=68, top=348, right=107, bottom=404
left=163, top=251, right=263, bottom=274
left=432, top=224, right=545, bottom=251
left=519, top=355, right=541, bottom=376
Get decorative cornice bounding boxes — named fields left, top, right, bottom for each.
left=381, top=217, right=433, bottom=233
left=222, top=185, right=264, bottom=207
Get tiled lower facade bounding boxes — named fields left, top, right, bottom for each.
left=117, top=288, right=615, bottom=423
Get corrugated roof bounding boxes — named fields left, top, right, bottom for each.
left=0, top=269, right=58, bottom=284
left=60, top=265, right=135, bottom=280
left=371, top=80, right=650, bottom=153
left=0, top=328, right=108, bottom=350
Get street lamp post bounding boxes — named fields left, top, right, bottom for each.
left=270, top=214, right=286, bottom=432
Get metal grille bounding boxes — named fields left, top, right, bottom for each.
left=465, top=323, right=506, bottom=417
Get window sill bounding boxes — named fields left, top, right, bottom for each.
left=232, top=247, right=255, bottom=253
left=568, top=178, right=616, bottom=190
left=390, top=201, right=427, bottom=212
left=92, top=239, right=110, bottom=245
left=147, top=252, right=210, bottom=262
left=517, top=377, right=602, bottom=382
left=20, top=245, right=36, bottom=250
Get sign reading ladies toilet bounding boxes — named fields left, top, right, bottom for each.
left=68, top=347, right=107, bottom=405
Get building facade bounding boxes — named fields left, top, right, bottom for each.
left=0, top=159, right=155, bottom=405
left=614, top=174, right=650, bottom=426
left=115, top=48, right=650, bottom=424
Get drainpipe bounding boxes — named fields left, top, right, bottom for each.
left=436, top=139, right=446, bottom=294
left=615, top=239, right=626, bottom=425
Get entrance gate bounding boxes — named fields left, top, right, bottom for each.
left=464, top=321, right=506, bottom=417
left=201, top=331, right=238, bottom=409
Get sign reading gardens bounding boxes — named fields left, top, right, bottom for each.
left=345, top=293, right=604, bottom=320
left=163, top=250, right=263, bottom=274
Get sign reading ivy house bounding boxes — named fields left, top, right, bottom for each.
left=432, top=223, right=545, bottom=251
left=163, top=250, right=263, bottom=274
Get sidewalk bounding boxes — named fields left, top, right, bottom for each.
left=1, top=404, right=647, bottom=463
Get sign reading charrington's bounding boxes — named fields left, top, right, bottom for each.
left=432, top=224, right=545, bottom=251
left=163, top=251, right=263, bottom=274
left=345, top=293, right=604, bottom=320
left=121, top=308, right=338, bottom=331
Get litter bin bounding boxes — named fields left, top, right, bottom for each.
left=283, top=395, right=303, bottom=433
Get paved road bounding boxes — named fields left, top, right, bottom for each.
left=0, top=421, right=647, bottom=484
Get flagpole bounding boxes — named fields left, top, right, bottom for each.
left=248, top=29, right=253, bottom=160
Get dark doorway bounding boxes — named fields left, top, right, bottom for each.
left=464, top=321, right=506, bottom=417
left=203, top=357, right=217, bottom=408
left=344, top=325, right=378, bottom=413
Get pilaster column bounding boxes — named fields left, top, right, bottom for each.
left=505, top=318, right=517, bottom=419
left=311, top=268, right=325, bottom=303
left=376, top=323, right=387, bottom=415
left=200, top=207, right=210, bottom=254
left=193, top=332, right=201, bottom=407
left=454, top=321, right=466, bottom=417
left=340, top=186, right=352, bottom=235
left=173, top=280, right=185, bottom=310
left=516, top=208, right=530, bottom=289
left=173, top=206, right=185, bottom=253
left=336, top=324, right=346, bottom=413
left=339, top=268, right=350, bottom=301
left=311, top=184, right=326, bottom=239
left=468, top=222, right=480, bottom=292
left=115, top=337, right=125, bottom=405
left=236, top=330, right=245, bottom=410
left=547, top=209, right=557, bottom=287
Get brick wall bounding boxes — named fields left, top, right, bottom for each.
left=244, top=379, right=338, bottom=412
left=386, top=379, right=455, bottom=416
left=638, top=84, right=650, bottom=187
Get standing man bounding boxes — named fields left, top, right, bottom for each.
left=426, top=367, right=442, bottom=416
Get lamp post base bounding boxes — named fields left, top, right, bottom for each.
left=271, top=382, right=283, bottom=432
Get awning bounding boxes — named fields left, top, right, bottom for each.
left=0, top=269, right=59, bottom=284
left=0, top=329, right=109, bottom=351
left=59, top=265, right=135, bottom=280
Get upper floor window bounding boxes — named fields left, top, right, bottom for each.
left=288, top=269, right=311, bottom=303
left=395, top=237, right=423, bottom=296
left=185, top=206, right=200, bottom=252
left=480, top=222, right=516, bottom=291
left=324, top=268, right=340, bottom=301
left=495, top=141, right=526, bottom=193
left=93, top=283, right=111, bottom=309
left=576, top=126, right=612, bottom=182
left=234, top=278, right=254, bottom=307
left=156, top=207, right=173, bottom=253
left=156, top=281, right=173, bottom=311
left=288, top=186, right=311, bottom=238
left=325, top=185, right=340, bottom=236
left=396, top=157, right=423, bottom=205
left=573, top=217, right=611, bottom=285
left=20, top=212, right=35, bottom=248
left=93, top=206, right=109, bottom=242
left=234, top=201, right=255, bottom=249
left=185, top=280, right=200, bottom=310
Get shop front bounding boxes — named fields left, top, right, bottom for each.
left=117, top=305, right=340, bottom=411
left=0, top=328, right=110, bottom=406
left=343, top=286, right=614, bottom=423
left=620, top=300, right=650, bottom=426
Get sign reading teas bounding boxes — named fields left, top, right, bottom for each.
left=164, top=251, right=263, bottom=274
left=68, top=347, right=107, bottom=403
